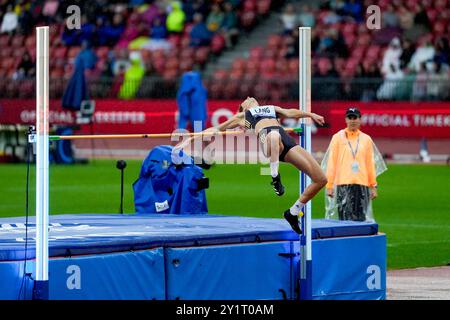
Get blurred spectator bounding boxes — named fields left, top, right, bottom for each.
left=317, top=29, right=348, bottom=58
left=434, top=38, right=450, bottom=68
left=342, top=0, right=363, bottom=23
left=190, top=13, right=212, bottom=47
left=206, top=3, right=224, bottom=33
left=399, top=39, right=415, bottom=69
left=1, top=5, right=18, bottom=34
left=398, top=6, right=414, bottom=31
left=141, top=2, right=160, bottom=25
left=18, top=4, right=34, bottom=34
left=382, top=4, right=399, bottom=28
left=285, top=28, right=299, bottom=59
left=42, top=0, right=59, bottom=24
left=100, top=52, right=115, bottom=79
left=13, top=51, right=34, bottom=80
left=280, top=3, right=298, bottom=34
left=62, top=26, right=81, bottom=46
left=381, top=37, right=402, bottom=76
left=75, top=41, right=98, bottom=70
left=426, top=62, right=447, bottom=100
left=151, top=17, right=167, bottom=39
left=182, top=0, right=196, bottom=23
left=220, top=2, right=239, bottom=48
left=408, top=39, right=435, bottom=72
left=323, top=9, right=341, bottom=24
left=413, top=3, right=431, bottom=32
left=412, top=62, right=428, bottom=101
left=78, top=15, right=96, bottom=45
left=298, top=4, right=315, bottom=27
left=119, top=51, right=145, bottom=99
left=377, top=63, right=405, bottom=100
left=166, top=1, right=185, bottom=34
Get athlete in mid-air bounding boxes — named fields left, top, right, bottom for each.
left=177, top=97, right=327, bottom=234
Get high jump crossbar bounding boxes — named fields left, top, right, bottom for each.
left=48, top=127, right=303, bottom=141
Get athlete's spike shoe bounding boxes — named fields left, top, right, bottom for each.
left=283, top=210, right=303, bottom=234
left=271, top=174, right=285, bottom=196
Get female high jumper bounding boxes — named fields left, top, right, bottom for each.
left=177, top=97, right=327, bottom=234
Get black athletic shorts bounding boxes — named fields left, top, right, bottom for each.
left=257, top=126, right=297, bottom=162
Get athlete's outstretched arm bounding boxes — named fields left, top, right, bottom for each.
left=274, top=106, right=325, bottom=126
left=175, top=112, right=245, bottom=151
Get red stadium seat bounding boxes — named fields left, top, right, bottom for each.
left=139, top=49, right=152, bottom=62
left=96, top=46, right=110, bottom=60
left=232, top=58, right=246, bottom=72
left=50, top=68, right=64, bottom=78
left=240, top=11, right=256, bottom=29
left=152, top=58, right=166, bottom=74
left=276, top=60, right=288, bottom=74
left=179, top=48, right=193, bottom=62
left=179, top=58, right=194, bottom=72
left=0, top=47, right=12, bottom=58
left=67, top=46, right=81, bottom=60
left=365, top=45, right=381, bottom=60
left=243, top=0, right=257, bottom=12
left=165, top=57, right=179, bottom=71
left=180, top=35, right=191, bottom=48
left=223, top=82, right=239, bottom=99
left=257, top=0, right=271, bottom=15
left=208, top=83, right=223, bottom=99
left=1, top=58, right=16, bottom=71
left=194, top=47, right=210, bottom=65
left=229, top=70, right=243, bottom=82
left=267, top=34, right=281, bottom=50
left=249, top=46, right=264, bottom=60
left=167, top=35, right=181, bottom=49
left=162, top=69, right=179, bottom=82
left=260, top=58, right=275, bottom=73
left=151, top=49, right=165, bottom=60
left=53, top=46, right=67, bottom=59
left=0, top=35, right=10, bottom=47
left=212, top=69, right=228, bottom=82
left=11, top=35, right=24, bottom=48
left=211, top=34, right=226, bottom=54
left=245, top=60, right=259, bottom=74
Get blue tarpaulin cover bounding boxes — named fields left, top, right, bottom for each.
left=133, top=145, right=208, bottom=215
left=0, top=214, right=377, bottom=261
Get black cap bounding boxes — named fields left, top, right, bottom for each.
left=345, top=107, right=361, bottom=118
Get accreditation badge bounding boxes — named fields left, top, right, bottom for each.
left=351, top=161, right=360, bottom=173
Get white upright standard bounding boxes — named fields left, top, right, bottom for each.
left=298, top=27, right=312, bottom=300
left=35, top=26, right=50, bottom=300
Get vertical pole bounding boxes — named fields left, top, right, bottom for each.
left=299, top=27, right=312, bottom=300
left=34, top=26, right=49, bottom=300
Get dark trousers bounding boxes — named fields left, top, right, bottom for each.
left=336, top=184, right=370, bottom=222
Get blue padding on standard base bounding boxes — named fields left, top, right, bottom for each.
left=311, top=234, right=386, bottom=300
left=0, top=249, right=165, bottom=300
left=0, top=214, right=377, bottom=261
left=166, top=242, right=296, bottom=300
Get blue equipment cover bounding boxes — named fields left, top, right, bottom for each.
left=176, top=71, right=208, bottom=130
left=0, top=214, right=377, bottom=262
left=133, top=145, right=208, bottom=214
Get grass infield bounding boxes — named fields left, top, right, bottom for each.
left=0, top=161, right=448, bottom=270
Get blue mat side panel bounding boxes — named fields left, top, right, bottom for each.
left=165, top=242, right=296, bottom=300
left=310, top=234, right=386, bottom=300
left=47, top=249, right=165, bottom=300
left=0, top=261, right=34, bottom=300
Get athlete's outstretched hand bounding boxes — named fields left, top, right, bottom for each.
left=310, top=113, right=325, bottom=126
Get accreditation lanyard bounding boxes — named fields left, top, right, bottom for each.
left=345, top=132, right=360, bottom=161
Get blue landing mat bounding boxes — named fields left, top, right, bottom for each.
left=0, top=214, right=378, bottom=261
